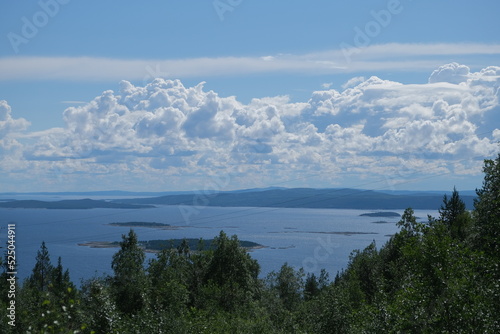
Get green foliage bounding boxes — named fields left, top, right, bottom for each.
left=305, top=283, right=352, bottom=333
left=111, top=229, right=148, bottom=315
left=266, top=263, right=305, bottom=312
left=474, top=154, right=500, bottom=258
left=203, top=231, right=260, bottom=311
left=13, top=243, right=86, bottom=333
left=304, top=273, right=319, bottom=300
left=397, top=207, right=426, bottom=237
left=147, top=248, right=190, bottom=319
left=27, top=241, right=54, bottom=292
left=79, top=277, right=116, bottom=333
left=440, top=187, right=466, bottom=225
left=439, top=187, right=471, bottom=240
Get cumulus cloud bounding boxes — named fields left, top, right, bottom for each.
left=429, top=62, right=471, bottom=84
left=0, top=100, right=30, bottom=139
left=5, top=63, right=500, bottom=191
left=342, top=76, right=365, bottom=89
left=0, top=100, right=30, bottom=174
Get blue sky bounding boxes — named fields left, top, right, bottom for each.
left=0, top=0, right=499, bottom=192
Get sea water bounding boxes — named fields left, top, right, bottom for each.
left=0, top=204, right=438, bottom=284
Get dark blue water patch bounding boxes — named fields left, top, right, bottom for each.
left=0, top=206, right=438, bottom=285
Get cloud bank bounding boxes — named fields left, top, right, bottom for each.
left=0, top=100, right=30, bottom=173
left=2, top=63, right=499, bottom=191
left=1, top=43, right=500, bottom=81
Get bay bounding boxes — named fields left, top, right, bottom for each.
left=0, top=204, right=438, bottom=284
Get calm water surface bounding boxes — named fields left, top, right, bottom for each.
left=0, top=203, right=438, bottom=284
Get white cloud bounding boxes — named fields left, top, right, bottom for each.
left=342, top=76, right=365, bottom=89
left=0, top=100, right=30, bottom=173
left=493, top=129, right=500, bottom=140
left=0, top=100, right=30, bottom=139
left=3, top=63, right=500, bottom=191
left=1, top=43, right=500, bottom=81
left=429, top=62, right=471, bottom=84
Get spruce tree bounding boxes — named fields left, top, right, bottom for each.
left=439, top=187, right=470, bottom=240
left=28, top=241, right=54, bottom=292
left=111, top=229, right=147, bottom=314
left=473, top=154, right=500, bottom=258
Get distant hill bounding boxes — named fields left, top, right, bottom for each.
left=0, top=187, right=287, bottom=198
left=114, top=188, right=477, bottom=210
left=0, top=199, right=154, bottom=209
left=0, top=190, right=194, bottom=197
left=377, top=190, right=478, bottom=197
left=0, top=188, right=477, bottom=210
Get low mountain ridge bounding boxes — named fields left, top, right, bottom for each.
left=115, top=188, right=476, bottom=210
left=0, top=188, right=477, bottom=210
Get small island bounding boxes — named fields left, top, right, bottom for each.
left=371, top=220, right=392, bottom=224
left=108, top=222, right=171, bottom=228
left=360, top=211, right=401, bottom=218
left=79, top=238, right=265, bottom=252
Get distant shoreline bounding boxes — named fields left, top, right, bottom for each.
left=0, top=199, right=154, bottom=210
left=107, top=222, right=181, bottom=230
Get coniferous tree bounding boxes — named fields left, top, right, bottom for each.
left=177, top=237, right=190, bottom=257
left=473, top=154, right=500, bottom=258
left=51, top=257, right=76, bottom=302
left=439, top=187, right=470, bottom=240
left=397, top=208, right=423, bottom=235
left=111, top=229, right=147, bottom=315
left=439, top=187, right=466, bottom=226
left=28, top=241, right=54, bottom=292
left=304, top=273, right=320, bottom=300
left=472, top=154, right=500, bottom=329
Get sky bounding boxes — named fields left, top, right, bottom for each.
left=0, top=0, right=499, bottom=193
